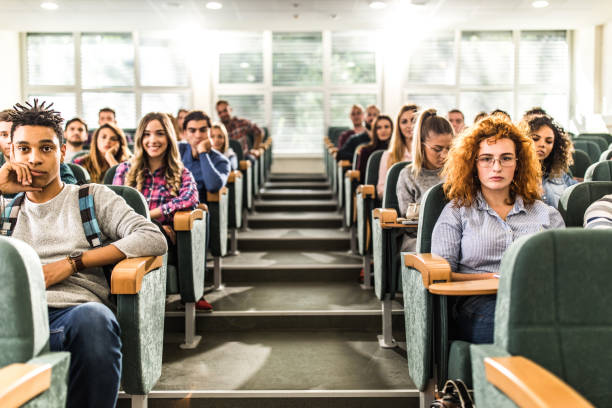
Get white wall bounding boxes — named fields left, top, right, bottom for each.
left=0, top=31, right=22, bottom=109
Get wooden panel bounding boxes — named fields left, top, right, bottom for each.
left=372, top=208, right=398, bottom=223
left=357, top=184, right=375, bottom=199
left=110, top=256, right=164, bottom=295
left=239, top=160, right=251, bottom=170
left=0, top=363, right=51, bottom=408
left=485, top=356, right=594, bottom=408
left=207, top=186, right=229, bottom=202
left=428, top=279, right=498, bottom=295
left=174, top=208, right=204, bottom=231
left=404, top=253, right=451, bottom=288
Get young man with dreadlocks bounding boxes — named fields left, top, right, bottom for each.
left=0, top=100, right=167, bottom=408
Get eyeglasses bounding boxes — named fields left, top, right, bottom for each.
left=476, top=155, right=517, bottom=168
left=424, top=144, right=450, bottom=154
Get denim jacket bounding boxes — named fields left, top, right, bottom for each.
left=542, top=172, right=577, bottom=208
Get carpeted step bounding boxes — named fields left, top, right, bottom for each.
left=259, top=189, right=334, bottom=200
left=247, top=211, right=343, bottom=228
left=236, top=228, right=350, bottom=251
left=254, top=199, right=338, bottom=212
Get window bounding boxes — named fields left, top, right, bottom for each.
left=217, top=95, right=265, bottom=126
left=330, top=94, right=377, bottom=127
left=273, top=32, right=322, bottom=86
left=218, top=32, right=263, bottom=84
left=23, top=32, right=191, bottom=129
left=331, top=32, right=376, bottom=85
left=405, top=94, right=456, bottom=116
left=407, top=32, right=455, bottom=86
left=272, top=92, right=323, bottom=154
left=460, top=31, right=514, bottom=86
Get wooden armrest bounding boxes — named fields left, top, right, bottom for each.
left=227, top=170, right=242, bottom=183
left=338, top=160, right=351, bottom=169
left=0, top=363, right=51, bottom=408
left=373, top=208, right=398, bottom=223
left=357, top=184, right=375, bottom=199
left=174, top=208, right=204, bottom=231
left=239, top=160, right=251, bottom=170
left=329, top=147, right=338, bottom=153
left=206, top=186, right=228, bottom=202
left=110, top=256, right=164, bottom=295
left=485, top=356, right=594, bottom=408
left=428, top=279, right=498, bottom=295
left=404, top=253, right=451, bottom=288
left=197, top=203, right=208, bottom=212
left=346, top=170, right=360, bottom=181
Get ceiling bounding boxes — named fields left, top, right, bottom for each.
left=1, top=0, right=612, bottom=31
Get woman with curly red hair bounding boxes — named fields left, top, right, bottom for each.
left=432, top=115, right=564, bottom=344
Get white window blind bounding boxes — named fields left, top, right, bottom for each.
left=219, top=32, right=263, bottom=84
left=82, top=92, right=136, bottom=129
left=519, top=31, right=568, bottom=86
left=460, top=31, right=513, bottom=86
left=407, top=32, right=455, bottom=86
left=517, top=93, right=569, bottom=126
left=405, top=94, right=456, bottom=116
left=26, top=33, right=74, bottom=86
left=217, top=94, right=265, bottom=126
left=27, top=94, right=77, bottom=123
left=139, top=34, right=189, bottom=87
left=141, top=93, right=190, bottom=118
left=273, top=32, right=322, bottom=86
left=461, top=91, right=513, bottom=125
left=81, top=33, right=134, bottom=88
left=331, top=32, right=376, bottom=85
left=330, top=93, right=377, bottom=127
left=272, top=92, right=323, bottom=154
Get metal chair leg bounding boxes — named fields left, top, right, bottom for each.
left=377, top=297, right=397, bottom=348
left=180, top=302, right=202, bottom=349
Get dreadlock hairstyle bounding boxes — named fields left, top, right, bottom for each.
left=8, top=99, right=64, bottom=144
left=518, top=114, right=573, bottom=179
left=125, top=112, right=184, bottom=197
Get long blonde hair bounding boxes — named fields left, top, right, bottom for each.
left=80, top=122, right=131, bottom=183
left=211, top=122, right=229, bottom=153
left=125, top=112, right=184, bottom=196
left=411, top=108, right=454, bottom=177
left=387, top=104, right=418, bottom=168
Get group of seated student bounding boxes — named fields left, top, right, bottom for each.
left=336, top=104, right=380, bottom=162
left=215, top=99, right=263, bottom=162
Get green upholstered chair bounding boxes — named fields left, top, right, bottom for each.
left=336, top=159, right=352, bottom=212
left=356, top=150, right=384, bottom=289
left=558, top=181, right=612, bottom=227
left=371, top=160, right=411, bottom=348
left=0, top=237, right=70, bottom=408
left=65, top=163, right=91, bottom=185
left=569, top=149, right=592, bottom=180
left=600, top=148, right=612, bottom=161
left=227, top=170, right=243, bottom=255
left=328, top=126, right=350, bottom=146
left=401, top=183, right=494, bottom=405
left=102, top=164, right=118, bottom=185
left=577, top=132, right=612, bottom=146
left=584, top=160, right=612, bottom=181
left=576, top=135, right=609, bottom=153
left=230, top=139, right=253, bottom=216
left=207, top=187, right=229, bottom=290
left=70, top=150, right=89, bottom=163
left=0, top=154, right=5, bottom=166
left=101, top=185, right=167, bottom=407
left=106, top=183, right=207, bottom=350
left=471, top=229, right=612, bottom=408
left=343, top=144, right=369, bottom=253
left=573, top=140, right=602, bottom=163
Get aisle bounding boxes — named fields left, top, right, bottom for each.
left=120, top=173, right=417, bottom=408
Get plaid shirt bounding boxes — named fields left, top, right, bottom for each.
left=224, top=116, right=263, bottom=155
left=112, top=161, right=199, bottom=225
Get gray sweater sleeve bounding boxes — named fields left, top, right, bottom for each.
left=396, top=166, right=416, bottom=216
left=93, top=185, right=168, bottom=258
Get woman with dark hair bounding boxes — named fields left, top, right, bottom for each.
left=432, top=115, right=564, bottom=344
left=74, top=122, right=131, bottom=183
left=355, top=115, right=393, bottom=184
left=519, top=114, right=576, bottom=208
left=376, top=104, right=418, bottom=198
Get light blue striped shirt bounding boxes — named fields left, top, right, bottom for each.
left=432, top=193, right=565, bottom=274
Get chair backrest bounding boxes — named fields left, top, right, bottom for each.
left=0, top=237, right=49, bottom=366
left=569, top=149, right=592, bottom=179
left=599, top=148, right=612, bottom=161
left=328, top=126, right=350, bottom=145
left=584, top=160, right=612, bottom=181
left=495, top=228, right=612, bottom=407
left=557, top=181, right=612, bottom=227
left=382, top=161, right=411, bottom=213
left=576, top=135, right=609, bottom=152
left=105, top=185, right=150, bottom=219
left=573, top=140, right=602, bottom=163
left=70, top=150, right=90, bottom=163
left=352, top=143, right=367, bottom=170
left=103, top=164, right=119, bottom=185
left=66, top=163, right=91, bottom=185
left=578, top=132, right=612, bottom=145
left=229, top=139, right=244, bottom=161
left=415, top=183, right=448, bottom=253
left=364, top=150, right=385, bottom=185
left=0, top=154, right=5, bottom=166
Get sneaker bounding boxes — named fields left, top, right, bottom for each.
left=196, top=297, right=213, bottom=311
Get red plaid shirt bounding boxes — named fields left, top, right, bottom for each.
left=112, top=161, right=199, bottom=225
left=223, top=116, right=263, bottom=155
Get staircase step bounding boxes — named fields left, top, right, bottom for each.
left=264, top=181, right=331, bottom=190
left=260, top=189, right=333, bottom=200
left=268, top=173, right=327, bottom=182
left=247, top=212, right=343, bottom=228
left=236, top=228, right=350, bottom=251
left=254, top=199, right=338, bottom=212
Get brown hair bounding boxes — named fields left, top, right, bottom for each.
left=442, top=115, right=542, bottom=208
left=79, top=122, right=131, bottom=183
left=411, top=108, right=453, bottom=176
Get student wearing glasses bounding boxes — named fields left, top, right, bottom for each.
left=396, top=108, right=454, bottom=251
left=432, top=115, right=564, bottom=344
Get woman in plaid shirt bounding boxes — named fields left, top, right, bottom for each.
left=112, top=112, right=199, bottom=244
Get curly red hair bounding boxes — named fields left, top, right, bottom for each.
left=442, top=115, right=542, bottom=207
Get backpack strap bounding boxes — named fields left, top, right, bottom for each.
left=78, top=184, right=103, bottom=248
left=0, top=193, right=26, bottom=237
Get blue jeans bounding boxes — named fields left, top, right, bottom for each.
left=48, top=302, right=122, bottom=408
left=452, top=295, right=496, bottom=344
